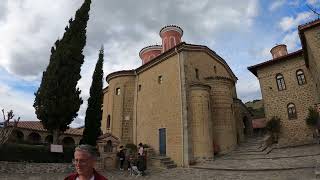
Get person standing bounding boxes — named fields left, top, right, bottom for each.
left=138, top=143, right=144, bottom=156
left=65, top=144, right=107, bottom=180
left=117, top=146, right=125, bottom=170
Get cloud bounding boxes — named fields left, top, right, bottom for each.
left=279, top=12, right=313, bottom=32
left=307, top=0, right=319, bottom=5
left=0, top=0, right=82, bottom=79
left=269, top=0, right=286, bottom=11
left=0, top=0, right=261, bottom=127
left=281, top=30, right=300, bottom=51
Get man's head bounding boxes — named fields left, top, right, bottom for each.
left=73, top=144, right=98, bottom=176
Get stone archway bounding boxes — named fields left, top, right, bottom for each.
left=9, top=130, right=24, bottom=143
left=62, top=137, right=75, bottom=147
left=27, top=132, right=41, bottom=144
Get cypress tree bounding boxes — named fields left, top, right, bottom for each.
left=33, top=0, right=91, bottom=144
left=82, top=47, right=104, bottom=146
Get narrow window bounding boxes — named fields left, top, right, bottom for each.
left=296, top=69, right=306, bottom=85
left=138, top=84, right=141, bottom=91
left=116, top=88, right=121, bottom=95
left=107, top=115, right=111, bottom=129
left=214, top=66, right=217, bottom=74
left=276, top=74, right=286, bottom=91
left=287, top=103, right=297, bottom=119
left=158, top=75, right=163, bottom=84
left=195, top=69, right=199, bottom=79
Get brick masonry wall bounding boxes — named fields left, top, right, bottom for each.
left=257, top=55, right=317, bottom=146
left=0, top=162, right=74, bottom=174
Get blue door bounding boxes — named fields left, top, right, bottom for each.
left=159, top=128, right=166, bottom=156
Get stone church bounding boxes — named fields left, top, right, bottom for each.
left=101, top=25, right=252, bottom=167
left=248, top=19, right=320, bottom=147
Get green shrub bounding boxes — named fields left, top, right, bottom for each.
left=142, top=144, right=149, bottom=148
left=125, top=143, right=137, bottom=154
left=266, top=116, right=280, bottom=133
left=305, top=107, right=319, bottom=128
left=0, top=143, right=74, bottom=163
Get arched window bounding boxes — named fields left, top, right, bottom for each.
left=296, top=69, right=306, bottom=85
left=116, top=88, right=120, bottom=95
left=276, top=73, right=286, bottom=91
left=287, top=103, right=297, bottom=119
left=107, top=115, right=111, bottom=129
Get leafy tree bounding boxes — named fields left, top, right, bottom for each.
left=305, top=107, right=319, bottom=128
left=33, top=0, right=91, bottom=144
left=82, top=47, right=104, bottom=146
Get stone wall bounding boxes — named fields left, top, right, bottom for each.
left=0, top=161, right=74, bottom=174
left=190, top=84, right=213, bottom=162
left=102, top=75, right=136, bottom=145
left=184, top=51, right=238, bottom=155
left=135, top=54, right=183, bottom=166
left=304, top=25, right=320, bottom=102
left=257, top=55, right=317, bottom=146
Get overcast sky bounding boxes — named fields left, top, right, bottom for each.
left=0, top=0, right=319, bottom=127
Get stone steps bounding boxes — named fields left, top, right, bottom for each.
left=151, top=156, right=177, bottom=169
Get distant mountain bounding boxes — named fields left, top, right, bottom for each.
left=245, top=99, right=265, bottom=118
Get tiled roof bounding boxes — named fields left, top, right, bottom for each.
left=247, top=50, right=303, bottom=76
left=8, top=121, right=83, bottom=136
left=298, top=18, right=320, bottom=31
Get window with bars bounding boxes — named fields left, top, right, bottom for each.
left=296, top=69, right=306, bottom=85
left=276, top=74, right=286, bottom=91
left=287, top=103, right=297, bottom=120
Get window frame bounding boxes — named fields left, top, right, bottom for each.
left=296, top=69, right=306, bottom=85
left=115, top=88, right=121, bottom=95
left=276, top=73, right=286, bottom=91
left=287, top=103, right=297, bottom=120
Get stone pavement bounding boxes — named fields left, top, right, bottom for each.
left=1, top=138, right=319, bottom=180
left=0, top=168, right=317, bottom=180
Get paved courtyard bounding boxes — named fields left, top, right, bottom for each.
left=1, top=138, right=319, bottom=180
left=0, top=168, right=316, bottom=180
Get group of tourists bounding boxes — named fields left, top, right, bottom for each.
left=117, top=142, right=147, bottom=176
